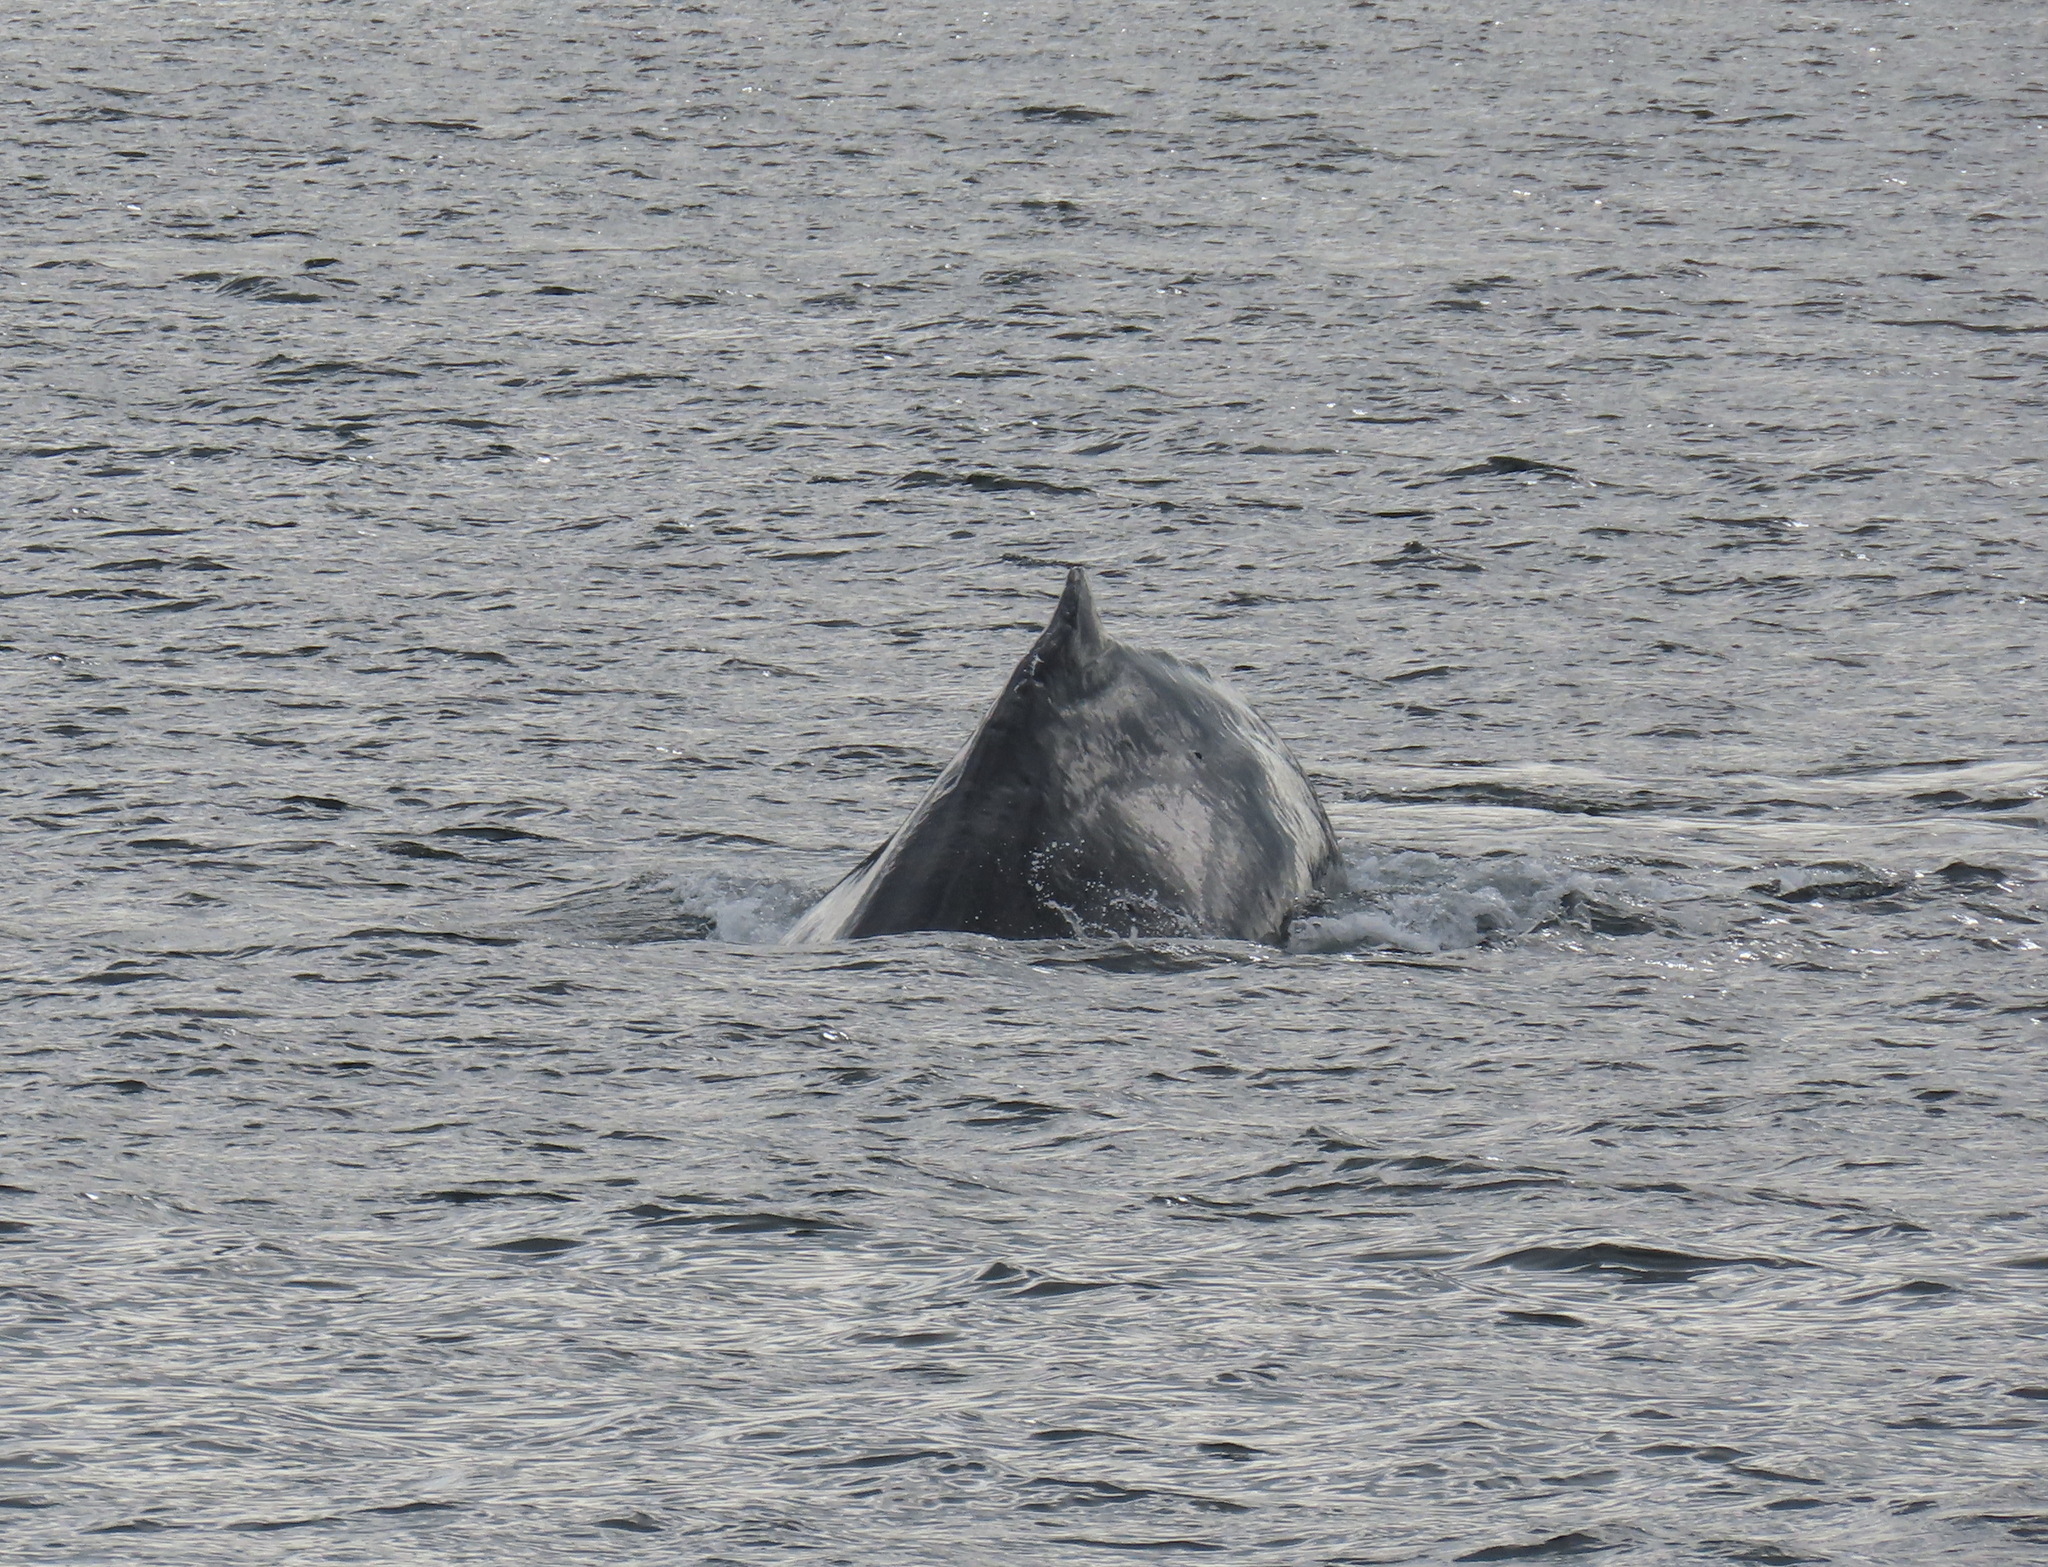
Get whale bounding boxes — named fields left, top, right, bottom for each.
left=782, top=567, right=1339, bottom=946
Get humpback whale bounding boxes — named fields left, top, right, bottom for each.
left=783, top=567, right=1338, bottom=946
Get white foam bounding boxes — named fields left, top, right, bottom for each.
left=673, top=870, right=818, bottom=944
left=1287, top=847, right=1683, bottom=955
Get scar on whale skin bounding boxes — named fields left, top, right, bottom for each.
left=783, top=567, right=1338, bottom=946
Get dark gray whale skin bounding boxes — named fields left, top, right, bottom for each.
left=783, top=568, right=1339, bottom=946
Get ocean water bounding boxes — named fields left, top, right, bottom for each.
left=5, top=1, right=2047, bottom=1562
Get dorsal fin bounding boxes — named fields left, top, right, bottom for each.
left=1035, top=564, right=1108, bottom=665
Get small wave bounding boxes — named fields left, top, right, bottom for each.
left=525, top=870, right=816, bottom=945
left=1477, top=1241, right=1812, bottom=1282
left=1750, top=861, right=1906, bottom=903
left=1030, top=942, right=1259, bottom=974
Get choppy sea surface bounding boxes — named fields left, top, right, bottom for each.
left=6, top=2, right=2047, bottom=1562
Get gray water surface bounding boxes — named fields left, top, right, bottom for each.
left=6, top=1, right=2048, bottom=1562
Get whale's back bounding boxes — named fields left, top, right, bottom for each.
left=783, top=569, right=1337, bottom=946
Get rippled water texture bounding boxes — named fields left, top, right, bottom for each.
left=6, top=1, right=2048, bottom=1562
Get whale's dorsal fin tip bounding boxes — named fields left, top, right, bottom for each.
left=1048, top=563, right=1107, bottom=656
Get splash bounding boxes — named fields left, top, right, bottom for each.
left=685, top=870, right=818, bottom=944
left=1287, top=848, right=1681, bottom=955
